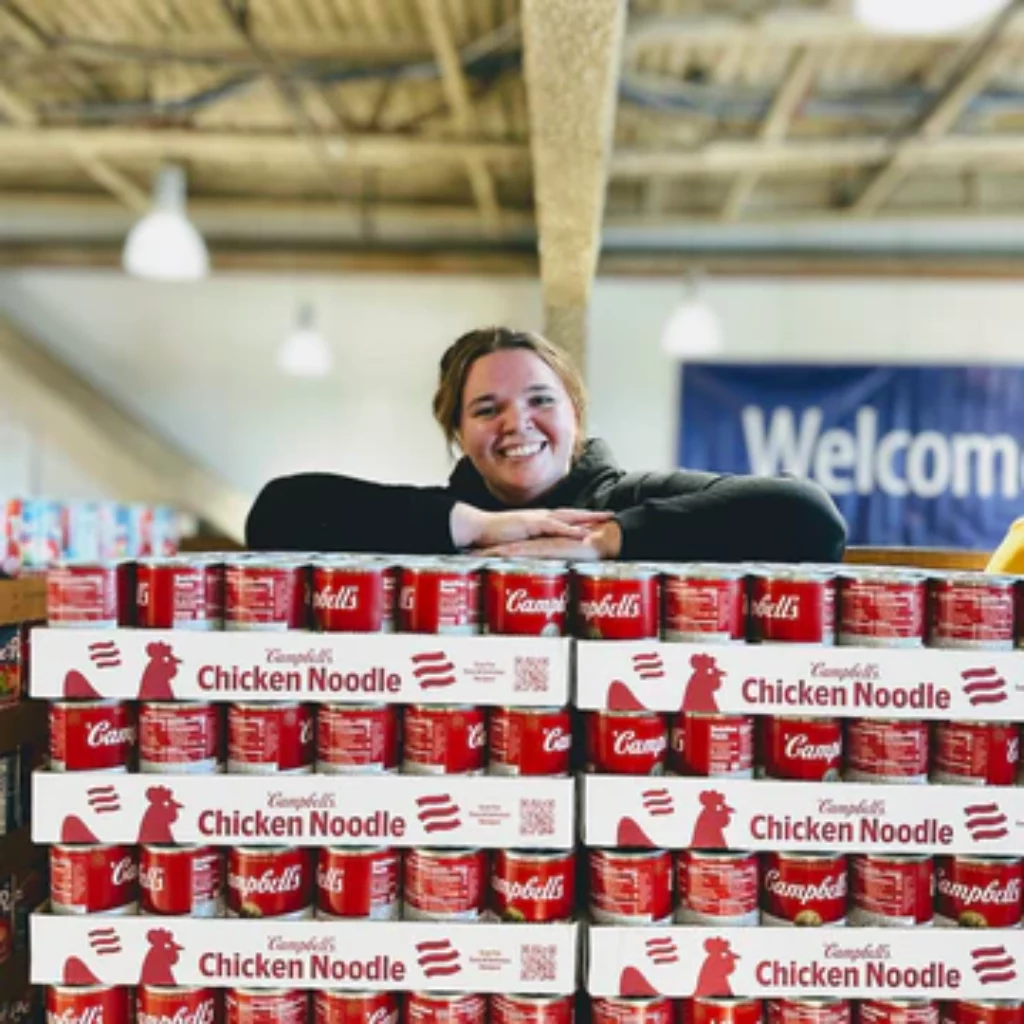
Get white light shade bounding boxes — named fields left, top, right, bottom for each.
left=854, top=0, right=1008, bottom=35
left=277, top=306, right=333, bottom=378
left=661, top=285, right=724, bottom=359
left=123, top=164, right=209, bottom=281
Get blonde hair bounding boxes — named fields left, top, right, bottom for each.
left=432, top=327, right=587, bottom=456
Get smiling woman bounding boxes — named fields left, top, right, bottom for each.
left=246, top=327, right=847, bottom=563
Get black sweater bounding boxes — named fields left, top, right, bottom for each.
left=245, top=439, right=847, bottom=563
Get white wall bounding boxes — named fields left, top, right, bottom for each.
left=3, top=269, right=1024, bottom=509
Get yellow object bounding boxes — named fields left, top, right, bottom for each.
left=987, top=516, right=1024, bottom=574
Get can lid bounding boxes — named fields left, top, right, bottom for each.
left=660, top=562, right=747, bottom=580
left=838, top=565, right=927, bottom=584
left=938, top=570, right=1017, bottom=588
left=572, top=561, right=660, bottom=579
left=749, top=563, right=835, bottom=582
left=485, top=559, right=568, bottom=576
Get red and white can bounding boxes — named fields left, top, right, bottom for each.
left=226, top=846, right=313, bottom=919
left=847, top=718, right=929, bottom=784
left=687, top=999, right=764, bottom=1024
left=47, top=986, right=132, bottom=1024
left=140, top=701, right=222, bottom=774
left=932, top=721, right=1020, bottom=786
left=136, top=557, right=223, bottom=630
left=748, top=567, right=836, bottom=644
left=491, top=849, right=575, bottom=922
left=491, top=994, right=574, bottom=1024
left=838, top=569, right=927, bottom=647
left=929, top=574, right=1016, bottom=650
left=585, top=710, right=667, bottom=775
left=317, top=703, right=398, bottom=775
left=316, top=847, right=399, bottom=920
left=941, top=1003, right=1023, bottom=1024
left=670, top=713, right=754, bottom=778
left=768, top=1000, right=851, bottom=1024
left=50, top=843, right=138, bottom=915
left=662, top=565, right=747, bottom=643
left=140, top=844, right=223, bottom=917
left=592, top=997, right=674, bottom=1024
left=407, top=993, right=487, bottom=1024
left=312, top=556, right=394, bottom=633
left=402, top=704, right=486, bottom=775
left=935, top=856, right=1022, bottom=928
left=574, top=563, right=660, bottom=640
left=47, top=561, right=120, bottom=628
left=227, top=703, right=314, bottom=774
left=398, top=558, right=481, bottom=635
left=760, top=717, right=843, bottom=782
left=860, top=1003, right=939, bottom=1024
left=225, top=558, right=308, bottom=631
left=226, top=989, right=308, bottom=1024
left=315, top=991, right=399, bottom=1024
left=485, top=561, right=568, bottom=635
left=137, top=986, right=221, bottom=1024
left=403, top=847, right=487, bottom=921
left=490, top=706, right=572, bottom=776
left=676, top=850, right=759, bottom=926
left=50, top=699, right=135, bottom=772
left=589, top=848, right=673, bottom=925
left=760, top=852, right=847, bottom=926
left=849, top=854, right=933, bottom=927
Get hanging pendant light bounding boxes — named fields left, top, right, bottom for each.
left=661, top=274, right=724, bottom=359
left=854, top=0, right=1010, bottom=35
left=277, top=303, right=333, bottom=378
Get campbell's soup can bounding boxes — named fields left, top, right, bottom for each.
left=50, top=843, right=138, bottom=915
left=489, top=706, right=571, bottom=776
left=662, top=565, right=747, bottom=643
left=485, top=560, right=568, bottom=635
left=315, top=990, right=399, bottom=1024
left=838, top=569, right=927, bottom=647
left=941, top=1003, right=1024, bottom=1024
left=138, top=986, right=221, bottom=1024
left=585, top=710, right=667, bottom=775
left=312, top=555, right=394, bottom=633
left=859, top=1003, right=939, bottom=1024
left=760, top=717, right=843, bottom=782
left=589, top=848, right=673, bottom=925
left=491, top=849, right=575, bottom=922
left=136, top=557, right=223, bottom=630
left=491, top=994, right=575, bottom=1024
left=935, top=856, right=1022, bottom=928
left=139, top=701, right=222, bottom=774
left=141, top=844, right=223, bottom=917
left=932, top=721, right=1020, bottom=786
left=573, top=563, right=660, bottom=639
left=760, top=852, right=847, bottom=926
left=670, top=712, right=754, bottom=778
left=47, top=561, right=121, bottom=628
left=398, top=558, right=481, bottom=635
left=50, top=699, right=135, bottom=772
left=47, top=986, right=132, bottom=1024
left=846, top=718, right=929, bottom=784
left=592, top=997, right=675, bottom=1024
left=316, top=847, right=400, bottom=920
left=748, top=567, right=836, bottom=644
left=929, top=573, right=1016, bottom=650
left=768, top=1001, right=852, bottom=1024
left=687, top=999, right=764, bottom=1024
left=407, top=993, right=487, bottom=1024
left=226, top=989, right=308, bottom=1024
left=850, top=854, right=933, bottom=927
left=402, top=704, right=487, bottom=775
left=227, top=703, right=314, bottom=774
left=226, top=846, right=313, bottom=919
left=403, top=847, right=487, bottom=921
left=225, top=558, right=309, bottom=631
left=317, top=703, right=398, bottom=775
left=676, top=850, right=759, bottom=926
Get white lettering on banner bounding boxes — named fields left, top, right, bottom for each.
left=742, top=406, right=1022, bottom=500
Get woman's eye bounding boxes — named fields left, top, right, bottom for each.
left=530, top=394, right=554, bottom=407
left=473, top=406, right=497, bottom=418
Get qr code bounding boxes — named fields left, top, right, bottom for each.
left=520, top=943, right=558, bottom=983
left=514, top=656, right=549, bottom=693
left=520, top=798, right=556, bottom=837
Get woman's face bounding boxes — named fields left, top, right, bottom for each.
left=457, top=348, right=579, bottom=505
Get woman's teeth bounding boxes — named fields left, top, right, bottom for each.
left=501, top=442, right=545, bottom=458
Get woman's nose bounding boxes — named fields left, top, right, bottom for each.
left=500, top=402, right=531, bottom=433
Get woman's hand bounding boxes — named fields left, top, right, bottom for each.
left=450, top=503, right=614, bottom=550
left=474, top=520, right=623, bottom=561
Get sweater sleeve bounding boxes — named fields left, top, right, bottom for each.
left=245, top=473, right=459, bottom=555
left=604, top=471, right=847, bottom=564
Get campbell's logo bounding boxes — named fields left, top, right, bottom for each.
left=48, top=1010, right=102, bottom=1024
left=138, top=1000, right=217, bottom=1024
left=399, top=587, right=415, bottom=611
left=140, top=865, right=165, bottom=892
left=300, top=718, right=314, bottom=745
left=368, top=1009, right=397, bottom=1024
left=764, top=868, right=846, bottom=902
left=468, top=723, right=486, bottom=749
left=938, top=876, right=1021, bottom=905
left=580, top=594, right=641, bottom=620
left=87, top=721, right=136, bottom=748
left=542, top=727, right=571, bottom=753
left=505, top=588, right=566, bottom=617
left=785, top=734, right=842, bottom=762
left=314, top=585, right=360, bottom=611
left=751, top=595, right=800, bottom=620
left=613, top=730, right=667, bottom=758
left=492, top=873, right=565, bottom=902
left=228, top=865, right=302, bottom=898
left=112, top=856, right=138, bottom=886
left=317, top=866, right=346, bottom=895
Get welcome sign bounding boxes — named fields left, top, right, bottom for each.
left=680, top=364, right=1024, bottom=548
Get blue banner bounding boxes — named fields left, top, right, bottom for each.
left=679, top=363, right=1024, bottom=549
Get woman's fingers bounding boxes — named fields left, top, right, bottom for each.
left=534, top=516, right=589, bottom=539
left=549, top=508, right=614, bottom=524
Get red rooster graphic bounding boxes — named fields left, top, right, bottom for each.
left=137, top=641, right=182, bottom=700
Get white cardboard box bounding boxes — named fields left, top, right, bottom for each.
left=30, top=916, right=579, bottom=993
left=30, top=628, right=570, bottom=707
left=576, top=640, right=1024, bottom=721
left=581, top=775, right=1024, bottom=855
left=34, top=772, right=575, bottom=848
left=586, top=925, right=1023, bottom=999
